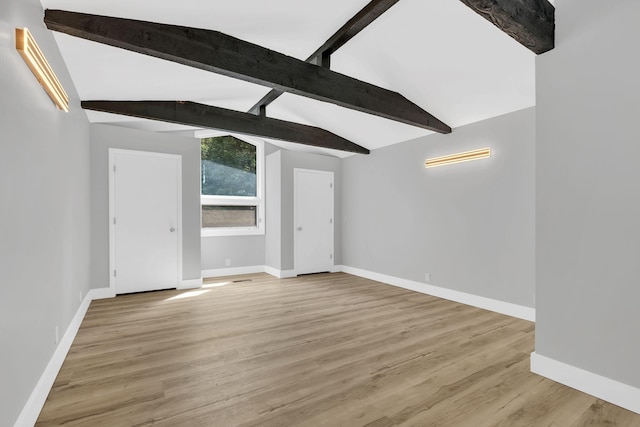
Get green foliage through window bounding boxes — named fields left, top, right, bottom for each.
left=201, top=136, right=257, bottom=197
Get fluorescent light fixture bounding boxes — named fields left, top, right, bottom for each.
left=15, top=27, right=69, bottom=112
left=425, top=147, right=491, bottom=168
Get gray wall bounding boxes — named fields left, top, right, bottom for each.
left=265, top=150, right=282, bottom=269
left=264, top=150, right=343, bottom=271
left=535, top=0, right=640, bottom=387
left=201, top=235, right=265, bottom=270
left=90, top=124, right=201, bottom=286
left=342, top=108, right=536, bottom=308
left=0, top=0, right=91, bottom=424
left=280, top=151, right=343, bottom=271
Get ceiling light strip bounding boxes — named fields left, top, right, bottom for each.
left=425, top=147, right=491, bottom=168
left=16, top=28, right=69, bottom=112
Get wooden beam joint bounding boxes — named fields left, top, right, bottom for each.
left=249, top=0, right=402, bottom=116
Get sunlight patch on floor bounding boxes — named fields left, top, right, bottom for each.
left=202, top=281, right=232, bottom=288
left=167, top=289, right=211, bottom=300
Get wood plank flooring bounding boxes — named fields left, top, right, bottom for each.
left=37, top=273, right=640, bottom=426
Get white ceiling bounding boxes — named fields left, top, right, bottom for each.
left=40, top=0, right=535, bottom=157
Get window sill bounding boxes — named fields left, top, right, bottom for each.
left=201, top=227, right=265, bottom=238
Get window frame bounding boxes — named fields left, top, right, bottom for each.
left=198, top=132, right=265, bottom=237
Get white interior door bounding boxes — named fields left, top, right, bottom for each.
left=294, top=169, right=334, bottom=275
left=110, top=149, right=182, bottom=294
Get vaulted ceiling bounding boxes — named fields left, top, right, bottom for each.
left=40, top=0, right=551, bottom=157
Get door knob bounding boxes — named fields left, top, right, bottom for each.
left=297, top=227, right=303, bottom=231
left=170, top=227, right=176, bottom=232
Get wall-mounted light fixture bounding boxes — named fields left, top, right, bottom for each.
left=15, top=27, right=69, bottom=112
left=425, top=147, right=491, bottom=168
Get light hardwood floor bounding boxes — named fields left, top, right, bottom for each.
left=37, top=273, right=640, bottom=426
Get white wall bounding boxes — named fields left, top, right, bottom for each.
left=342, top=108, right=536, bottom=308
left=0, top=0, right=91, bottom=424
left=90, top=124, right=201, bottom=286
left=535, top=0, right=640, bottom=388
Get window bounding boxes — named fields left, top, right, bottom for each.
left=200, top=135, right=264, bottom=236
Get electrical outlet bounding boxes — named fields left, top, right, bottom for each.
left=225, top=259, right=231, bottom=267
left=425, top=273, right=431, bottom=282
left=55, top=326, right=59, bottom=345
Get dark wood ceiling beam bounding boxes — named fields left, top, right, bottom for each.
left=458, top=0, right=554, bottom=54
left=248, top=0, right=400, bottom=115
left=81, top=100, right=370, bottom=154
left=45, top=9, right=450, bottom=134
left=306, top=0, right=401, bottom=61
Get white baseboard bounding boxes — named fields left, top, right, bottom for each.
left=531, top=352, right=640, bottom=415
left=263, top=265, right=343, bottom=278
left=178, top=278, right=203, bottom=290
left=14, top=288, right=97, bottom=426
left=14, top=288, right=113, bottom=426
left=203, top=265, right=343, bottom=280
left=202, top=266, right=265, bottom=278
left=88, top=287, right=115, bottom=300
left=341, top=266, right=535, bottom=322
left=264, top=266, right=297, bottom=279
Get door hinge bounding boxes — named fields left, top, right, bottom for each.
left=113, top=217, right=116, bottom=225
left=330, top=254, right=333, bottom=260
left=330, top=182, right=333, bottom=189
left=329, top=218, right=333, bottom=224
left=113, top=269, right=117, bottom=277
left=113, top=164, right=116, bottom=172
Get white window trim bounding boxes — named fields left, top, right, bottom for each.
left=198, top=132, right=265, bottom=237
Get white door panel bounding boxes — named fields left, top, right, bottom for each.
left=294, top=169, right=334, bottom=275
left=110, top=150, right=182, bottom=294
